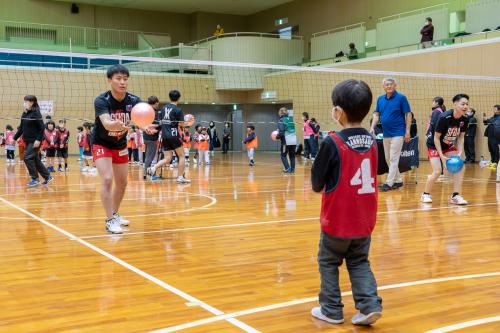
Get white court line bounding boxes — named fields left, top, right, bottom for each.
left=150, top=272, right=500, bottom=333
left=425, top=315, right=500, bottom=333
left=79, top=202, right=498, bottom=240
left=0, top=196, right=260, bottom=333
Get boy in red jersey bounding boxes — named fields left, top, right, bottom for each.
left=56, top=119, right=70, bottom=171
left=311, top=79, right=382, bottom=326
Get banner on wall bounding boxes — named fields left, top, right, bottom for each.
left=39, top=100, right=54, bottom=121
left=377, top=136, right=420, bottom=175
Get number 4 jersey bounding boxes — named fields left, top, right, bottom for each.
left=317, top=129, right=378, bottom=238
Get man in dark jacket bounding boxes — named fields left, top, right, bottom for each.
left=483, top=105, right=500, bottom=167
left=420, top=17, right=434, bottom=48
left=464, top=108, right=477, bottom=163
left=14, top=95, right=52, bottom=187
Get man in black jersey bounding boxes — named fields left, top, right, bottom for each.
left=93, top=65, right=157, bottom=234
left=421, top=94, right=469, bottom=205
left=147, top=90, right=190, bottom=184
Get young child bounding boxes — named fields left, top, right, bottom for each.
left=243, top=124, right=258, bottom=166
left=182, top=127, right=192, bottom=165
left=43, top=120, right=58, bottom=172
left=77, top=126, right=84, bottom=161
left=421, top=94, right=470, bottom=205
left=56, top=119, right=70, bottom=171
left=0, top=133, right=5, bottom=148
left=5, top=125, right=16, bottom=164
left=81, top=122, right=96, bottom=173
left=17, top=130, right=25, bottom=163
left=311, top=79, right=382, bottom=326
left=192, top=124, right=201, bottom=164
left=127, top=127, right=137, bottom=164
left=197, top=127, right=210, bottom=165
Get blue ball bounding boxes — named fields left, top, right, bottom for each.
left=446, top=156, right=464, bottom=174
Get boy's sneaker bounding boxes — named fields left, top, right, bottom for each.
left=421, top=193, right=432, bottom=203
left=311, top=307, right=344, bottom=324
left=450, top=194, right=468, bottom=205
left=41, top=176, right=54, bottom=186
left=351, top=312, right=382, bottom=326
left=105, top=217, right=124, bottom=234
left=58, top=166, right=64, bottom=172
left=177, top=176, right=191, bottom=184
left=47, top=166, right=55, bottom=173
left=392, top=182, right=403, bottom=189
left=113, top=213, right=129, bottom=226
left=27, top=179, right=40, bottom=187
left=249, top=160, right=255, bottom=166
left=378, top=183, right=392, bottom=192
left=146, top=166, right=156, bottom=176
left=81, top=166, right=89, bottom=172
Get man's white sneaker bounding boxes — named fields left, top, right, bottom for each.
left=450, top=194, right=467, bottom=205
left=311, top=307, right=344, bottom=324
left=147, top=166, right=156, bottom=176
left=421, top=193, right=432, bottom=203
left=177, top=176, right=191, bottom=184
left=105, top=217, right=124, bottom=234
left=113, top=213, right=129, bottom=226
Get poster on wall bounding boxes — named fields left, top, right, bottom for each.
left=39, top=100, right=54, bottom=122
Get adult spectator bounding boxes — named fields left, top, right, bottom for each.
left=347, top=43, right=358, bottom=60
left=222, top=121, right=231, bottom=154
left=214, top=24, right=225, bottom=37
left=420, top=17, right=434, bottom=48
left=464, top=107, right=477, bottom=163
left=370, top=78, right=411, bottom=191
left=143, top=96, right=161, bottom=180
left=483, top=105, right=500, bottom=168
left=309, top=117, right=320, bottom=158
left=277, top=107, right=297, bottom=173
left=208, top=121, right=219, bottom=156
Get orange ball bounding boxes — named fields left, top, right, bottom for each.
left=131, top=103, right=155, bottom=128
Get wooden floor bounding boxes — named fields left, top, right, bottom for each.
left=0, top=153, right=499, bottom=333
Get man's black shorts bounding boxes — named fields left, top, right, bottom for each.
left=161, top=137, right=182, bottom=151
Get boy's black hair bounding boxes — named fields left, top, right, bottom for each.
left=83, top=122, right=93, bottom=129
left=331, top=79, right=373, bottom=123
left=6, top=125, right=13, bottom=131
left=169, top=90, right=181, bottom=102
left=452, top=94, right=469, bottom=103
left=77, top=126, right=84, bottom=131
left=247, top=124, right=255, bottom=131
left=426, top=17, right=432, bottom=22
left=107, top=64, right=129, bottom=79
left=148, top=96, right=159, bottom=105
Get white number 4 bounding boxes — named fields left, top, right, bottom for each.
left=350, top=159, right=375, bottom=194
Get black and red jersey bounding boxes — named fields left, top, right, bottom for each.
left=312, top=128, right=378, bottom=238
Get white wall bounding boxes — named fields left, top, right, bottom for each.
left=207, top=36, right=304, bottom=65
left=310, top=25, right=366, bottom=61
left=376, top=7, right=449, bottom=50
left=466, top=0, right=500, bottom=33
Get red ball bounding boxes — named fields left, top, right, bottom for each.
left=271, top=130, right=279, bottom=141
left=131, top=103, right=155, bottom=128
left=184, top=114, right=195, bottom=126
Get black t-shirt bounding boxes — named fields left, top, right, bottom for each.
left=426, top=109, right=468, bottom=150
left=159, top=103, right=184, bottom=139
left=311, top=128, right=375, bottom=193
left=93, top=91, right=141, bottom=149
